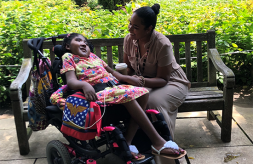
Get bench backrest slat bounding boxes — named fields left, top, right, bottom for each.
left=107, top=46, right=113, bottom=68
left=95, top=46, right=101, bottom=58
left=173, top=42, right=180, bottom=64
left=185, top=41, right=192, bottom=81
left=197, top=41, right=203, bottom=82
left=118, top=45, right=124, bottom=63
left=207, top=30, right=216, bottom=86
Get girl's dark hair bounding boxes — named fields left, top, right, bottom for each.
left=134, top=4, right=160, bottom=30
left=61, top=33, right=94, bottom=54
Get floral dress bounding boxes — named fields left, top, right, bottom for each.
left=50, top=52, right=148, bottom=108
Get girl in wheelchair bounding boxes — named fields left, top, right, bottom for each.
left=50, top=33, right=186, bottom=162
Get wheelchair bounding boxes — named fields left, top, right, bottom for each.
left=27, top=34, right=190, bottom=164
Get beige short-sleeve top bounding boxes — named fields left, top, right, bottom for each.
left=124, top=30, right=190, bottom=88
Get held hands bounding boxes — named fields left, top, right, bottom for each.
left=128, top=75, right=145, bottom=87
left=82, top=83, right=98, bottom=102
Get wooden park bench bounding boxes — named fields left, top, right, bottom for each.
left=10, top=30, right=235, bottom=155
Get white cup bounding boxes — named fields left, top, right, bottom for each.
left=115, top=63, right=128, bottom=75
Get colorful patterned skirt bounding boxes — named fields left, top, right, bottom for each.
left=96, top=84, right=149, bottom=105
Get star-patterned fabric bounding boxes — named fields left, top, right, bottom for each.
left=63, top=96, right=89, bottom=127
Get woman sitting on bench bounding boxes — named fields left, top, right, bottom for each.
left=123, top=3, right=191, bottom=164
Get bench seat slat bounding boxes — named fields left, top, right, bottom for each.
left=186, top=94, right=223, bottom=100
left=179, top=98, right=224, bottom=112
left=189, top=86, right=220, bottom=91
left=186, top=86, right=223, bottom=100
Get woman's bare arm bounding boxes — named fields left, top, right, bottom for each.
left=144, top=64, right=172, bottom=88
left=123, top=52, right=135, bottom=75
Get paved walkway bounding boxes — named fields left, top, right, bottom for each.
left=0, top=87, right=252, bottom=164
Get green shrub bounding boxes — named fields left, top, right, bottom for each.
left=87, top=0, right=100, bottom=10
left=73, top=0, right=87, bottom=6
left=98, top=0, right=130, bottom=10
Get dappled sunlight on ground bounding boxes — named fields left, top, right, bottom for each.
left=232, top=107, right=247, bottom=124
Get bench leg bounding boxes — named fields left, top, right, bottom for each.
left=207, top=111, right=215, bottom=120
left=12, top=99, right=30, bottom=155
left=221, top=88, right=233, bottom=142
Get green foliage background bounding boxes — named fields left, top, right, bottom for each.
left=0, top=0, right=253, bottom=105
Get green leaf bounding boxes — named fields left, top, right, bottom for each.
left=125, top=4, right=132, bottom=14
left=224, top=41, right=230, bottom=47
left=231, top=43, right=238, bottom=48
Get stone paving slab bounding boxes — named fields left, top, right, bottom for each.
left=0, top=159, right=35, bottom=164
left=174, top=118, right=252, bottom=149
left=0, top=116, right=14, bottom=130
left=180, top=145, right=253, bottom=164
left=0, top=125, right=67, bottom=160
left=35, top=157, right=47, bottom=164
left=177, top=111, right=207, bottom=118
left=232, top=104, right=253, bottom=142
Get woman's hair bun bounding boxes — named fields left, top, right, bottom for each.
left=151, top=4, right=160, bottom=15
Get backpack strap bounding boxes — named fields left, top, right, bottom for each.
left=51, top=36, right=57, bottom=46
left=32, top=37, right=45, bottom=75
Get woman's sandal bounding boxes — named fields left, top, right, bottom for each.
left=151, top=141, right=187, bottom=159
left=129, top=145, right=145, bottom=161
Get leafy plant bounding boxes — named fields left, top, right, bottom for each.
left=98, top=0, right=130, bottom=10
left=87, top=0, right=101, bottom=10
left=73, top=0, right=87, bottom=6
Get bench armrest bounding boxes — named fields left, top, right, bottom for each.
left=208, top=48, right=235, bottom=88
left=10, top=58, right=32, bottom=100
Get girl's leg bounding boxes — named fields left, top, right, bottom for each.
left=124, top=93, right=149, bottom=145
left=123, top=99, right=180, bottom=155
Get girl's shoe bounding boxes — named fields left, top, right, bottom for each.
left=151, top=141, right=187, bottom=159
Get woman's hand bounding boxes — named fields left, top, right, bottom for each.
left=127, top=75, right=143, bottom=87
left=82, top=83, right=98, bottom=102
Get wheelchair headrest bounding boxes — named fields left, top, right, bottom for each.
left=53, top=45, right=65, bottom=58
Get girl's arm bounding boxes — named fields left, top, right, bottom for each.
left=65, top=70, right=98, bottom=102
left=105, top=66, right=143, bottom=87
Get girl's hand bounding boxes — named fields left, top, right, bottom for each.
left=57, top=98, right=66, bottom=110
left=128, top=75, right=143, bottom=87
left=82, top=83, right=98, bottom=102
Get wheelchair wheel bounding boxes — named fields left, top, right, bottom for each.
left=46, top=140, right=71, bottom=164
